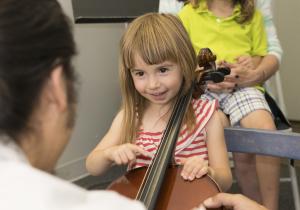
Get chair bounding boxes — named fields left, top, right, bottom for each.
left=265, top=72, right=300, bottom=210
left=225, top=127, right=300, bottom=209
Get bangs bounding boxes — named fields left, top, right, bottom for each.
left=122, top=15, right=180, bottom=70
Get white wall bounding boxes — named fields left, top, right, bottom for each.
left=55, top=0, right=125, bottom=181
left=273, top=0, right=300, bottom=120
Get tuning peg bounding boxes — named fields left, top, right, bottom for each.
left=202, top=71, right=225, bottom=83
left=217, top=67, right=231, bottom=76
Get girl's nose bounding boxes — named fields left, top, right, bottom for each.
left=148, top=75, right=160, bottom=89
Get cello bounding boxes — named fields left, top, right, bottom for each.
left=108, top=48, right=230, bottom=210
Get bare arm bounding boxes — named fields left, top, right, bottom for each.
left=254, top=54, right=279, bottom=84
left=86, top=110, right=151, bottom=176
left=205, top=111, right=232, bottom=191
left=85, top=111, right=124, bottom=176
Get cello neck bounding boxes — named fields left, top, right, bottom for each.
left=136, top=84, right=194, bottom=210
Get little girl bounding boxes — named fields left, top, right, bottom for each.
left=86, top=13, right=232, bottom=191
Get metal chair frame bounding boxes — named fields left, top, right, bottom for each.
left=225, top=127, right=300, bottom=209
left=266, top=71, right=300, bottom=210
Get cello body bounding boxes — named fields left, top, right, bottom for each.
left=108, top=165, right=223, bottom=210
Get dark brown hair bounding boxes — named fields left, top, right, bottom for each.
left=0, top=0, right=77, bottom=140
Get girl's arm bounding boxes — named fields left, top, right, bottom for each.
left=85, top=110, right=150, bottom=176
left=85, top=111, right=124, bottom=176
left=206, top=111, right=232, bottom=191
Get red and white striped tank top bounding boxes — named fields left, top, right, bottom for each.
left=129, top=98, right=218, bottom=170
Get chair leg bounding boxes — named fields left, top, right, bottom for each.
left=280, top=128, right=300, bottom=210
left=289, top=165, right=300, bottom=210
left=261, top=72, right=299, bottom=209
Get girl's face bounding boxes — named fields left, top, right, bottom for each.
left=131, top=54, right=183, bottom=108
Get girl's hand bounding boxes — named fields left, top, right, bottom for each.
left=180, top=156, right=209, bottom=181
left=104, top=143, right=152, bottom=165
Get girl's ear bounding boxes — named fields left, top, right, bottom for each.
left=45, top=65, right=67, bottom=112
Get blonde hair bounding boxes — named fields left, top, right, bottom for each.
left=119, top=13, right=197, bottom=144
left=189, top=0, right=255, bottom=24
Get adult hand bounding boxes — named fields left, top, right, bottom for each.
left=225, top=56, right=262, bottom=88
left=207, top=56, right=262, bottom=92
left=192, top=193, right=268, bottom=210
left=206, top=80, right=237, bottom=93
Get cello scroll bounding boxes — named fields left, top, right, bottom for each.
left=193, top=48, right=231, bottom=98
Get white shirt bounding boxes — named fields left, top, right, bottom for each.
left=159, top=0, right=183, bottom=14
left=0, top=136, right=145, bottom=210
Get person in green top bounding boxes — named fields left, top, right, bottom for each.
left=179, top=1, right=280, bottom=210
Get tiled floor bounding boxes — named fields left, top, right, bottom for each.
left=76, top=121, right=300, bottom=210
left=291, top=120, right=300, bottom=133
left=229, top=164, right=299, bottom=210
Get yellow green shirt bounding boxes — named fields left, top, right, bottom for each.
left=179, top=2, right=267, bottom=63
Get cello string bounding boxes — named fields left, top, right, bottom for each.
left=136, top=86, right=193, bottom=206
left=136, top=94, right=182, bottom=201
left=136, top=88, right=185, bottom=201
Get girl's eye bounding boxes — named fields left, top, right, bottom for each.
left=135, top=71, right=144, bottom=77
left=159, top=67, right=168, bottom=73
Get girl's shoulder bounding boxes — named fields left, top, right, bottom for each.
left=191, top=98, right=218, bottom=126
left=179, top=2, right=194, bottom=14
left=113, top=109, right=124, bottom=122
left=250, top=6, right=265, bottom=23
left=191, top=98, right=218, bottom=112
left=109, top=109, right=125, bottom=130
left=182, top=98, right=218, bottom=137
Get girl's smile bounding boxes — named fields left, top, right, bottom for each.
left=148, top=90, right=168, bottom=100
